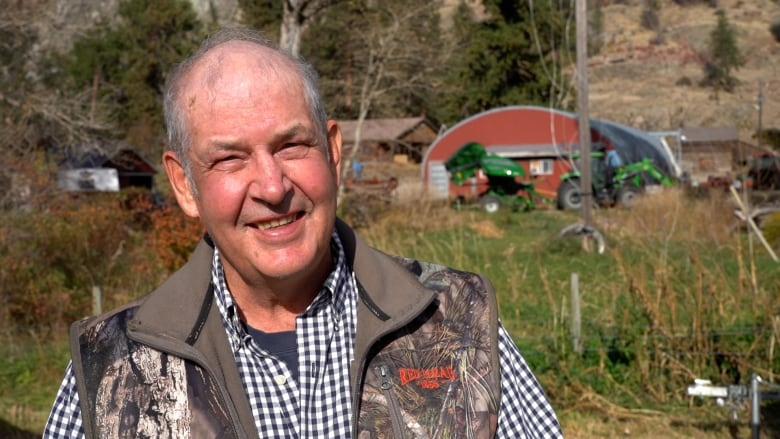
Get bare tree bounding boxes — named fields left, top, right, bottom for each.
left=338, top=0, right=446, bottom=202
left=0, top=2, right=114, bottom=209
left=280, top=0, right=340, bottom=55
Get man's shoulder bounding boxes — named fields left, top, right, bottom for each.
left=388, top=255, right=492, bottom=296
left=72, top=296, right=146, bottom=340
left=388, top=254, right=477, bottom=277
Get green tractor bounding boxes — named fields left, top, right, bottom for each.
left=556, top=151, right=674, bottom=211
left=445, top=142, right=545, bottom=213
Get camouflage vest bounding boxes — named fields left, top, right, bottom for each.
left=72, top=258, right=501, bottom=438
left=355, top=257, right=501, bottom=439
left=72, top=307, right=238, bottom=438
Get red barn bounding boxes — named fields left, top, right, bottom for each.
left=422, top=106, right=677, bottom=202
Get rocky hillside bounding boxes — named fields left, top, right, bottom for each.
left=586, top=0, right=780, bottom=142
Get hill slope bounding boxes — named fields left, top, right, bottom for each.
left=587, top=0, right=780, bottom=143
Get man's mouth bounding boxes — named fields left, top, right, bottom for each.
left=257, top=213, right=299, bottom=231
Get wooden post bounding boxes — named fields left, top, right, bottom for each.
left=576, top=0, right=594, bottom=236
left=730, top=186, right=779, bottom=262
left=571, top=273, right=582, bottom=354
left=92, top=285, right=102, bottom=316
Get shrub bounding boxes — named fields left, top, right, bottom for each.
left=676, top=76, right=693, bottom=86
left=771, top=20, right=780, bottom=43
left=764, top=212, right=780, bottom=250
left=0, top=187, right=201, bottom=330
left=1, top=193, right=140, bottom=328
left=143, top=195, right=203, bottom=274
left=640, top=8, right=660, bottom=32
left=700, top=10, right=743, bottom=92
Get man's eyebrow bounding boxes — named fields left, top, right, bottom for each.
left=276, top=123, right=316, bottom=142
left=202, top=124, right=316, bottom=151
left=207, top=140, right=243, bottom=151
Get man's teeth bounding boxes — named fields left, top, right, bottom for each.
left=259, top=215, right=296, bottom=230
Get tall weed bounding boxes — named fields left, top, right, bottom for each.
left=359, top=188, right=780, bottom=413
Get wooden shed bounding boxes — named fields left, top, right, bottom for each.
left=57, top=144, right=158, bottom=192
left=678, top=126, right=739, bottom=182
left=337, top=116, right=439, bottom=163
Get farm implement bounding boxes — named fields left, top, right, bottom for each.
left=444, top=141, right=549, bottom=213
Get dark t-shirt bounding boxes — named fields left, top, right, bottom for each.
left=247, top=326, right=299, bottom=380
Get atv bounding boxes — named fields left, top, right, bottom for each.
left=556, top=152, right=673, bottom=211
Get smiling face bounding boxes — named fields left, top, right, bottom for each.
left=163, top=42, right=342, bottom=300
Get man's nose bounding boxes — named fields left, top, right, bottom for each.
left=248, top=153, right=291, bottom=205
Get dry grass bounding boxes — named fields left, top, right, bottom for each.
left=598, top=186, right=736, bottom=246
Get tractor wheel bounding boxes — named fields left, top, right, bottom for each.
left=480, top=195, right=502, bottom=214
left=557, top=179, right=582, bottom=211
left=616, top=186, right=642, bottom=208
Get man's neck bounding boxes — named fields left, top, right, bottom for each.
left=222, top=255, right=333, bottom=332
left=232, top=286, right=318, bottom=332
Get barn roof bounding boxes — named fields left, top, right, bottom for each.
left=59, top=141, right=157, bottom=174
left=589, top=119, right=678, bottom=177
left=338, top=116, right=437, bottom=143
left=679, top=126, right=739, bottom=143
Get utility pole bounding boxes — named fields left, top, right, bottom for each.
left=757, top=78, right=764, bottom=146
left=576, top=0, right=594, bottom=233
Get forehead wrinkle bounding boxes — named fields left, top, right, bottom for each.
left=180, top=42, right=312, bottom=138
left=196, top=53, right=301, bottom=111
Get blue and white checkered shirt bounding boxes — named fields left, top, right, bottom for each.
left=44, top=232, right=562, bottom=438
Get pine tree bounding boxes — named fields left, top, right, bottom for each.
left=589, top=0, right=605, bottom=55
left=641, top=0, right=663, bottom=43
left=701, top=9, right=743, bottom=92
left=302, top=0, right=446, bottom=121
left=237, top=0, right=282, bottom=41
left=435, top=0, right=575, bottom=124
left=60, top=0, right=206, bottom=154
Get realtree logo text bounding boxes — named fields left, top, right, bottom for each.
left=398, top=366, right=456, bottom=389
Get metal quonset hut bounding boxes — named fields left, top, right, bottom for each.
left=422, top=105, right=677, bottom=202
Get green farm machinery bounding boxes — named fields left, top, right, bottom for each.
left=556, top=151, right=674, bottom=211
left=445, top=142, right=546, bottom=213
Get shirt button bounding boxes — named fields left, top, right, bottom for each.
left=274, top=375, right=287, bottom=385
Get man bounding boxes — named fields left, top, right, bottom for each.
left=603, top=143, right=623, bottom=189
left=44, top=28, right=562, bottom=438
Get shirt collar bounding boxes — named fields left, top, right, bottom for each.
left=210, top=230, right=352, bottom=345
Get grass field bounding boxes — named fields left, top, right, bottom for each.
left=2, top=186, right=779, bottom=437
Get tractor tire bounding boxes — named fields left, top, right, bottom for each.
left=557, top=179, right=583, bottom=211
left=480, top=195, right=502, bottom=214
left=616, top=186, right=642, bottom=208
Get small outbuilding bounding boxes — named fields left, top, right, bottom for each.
left=57, top=143, right=158, bottom=192
left=678, top=126, right=739, bottom=182
left=338, top=116, right=439, bottom=164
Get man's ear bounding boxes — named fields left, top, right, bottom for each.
left=162, top=151, right=200, bottom=218
left=326, top=120, right=343, bottom=184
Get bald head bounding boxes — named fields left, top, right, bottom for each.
left=163, top=28, right=328, bottom=180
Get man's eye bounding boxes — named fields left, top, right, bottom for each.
left=277, top=143, right=312, bottom=159
left=212, top=155, right=244, bottom=169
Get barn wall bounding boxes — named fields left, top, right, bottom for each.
left=423, top=106, right=580, bottom=198
left=680, top=141, right=737, bottom=182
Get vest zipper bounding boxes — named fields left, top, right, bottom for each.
left=374, top=364, right=405, bottom=438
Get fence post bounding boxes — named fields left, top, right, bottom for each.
left=92, top=285, right=102, bottom=316
left=571, top=273, right=582, bottom=354
left=752, top=374, right=761, bottom=439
